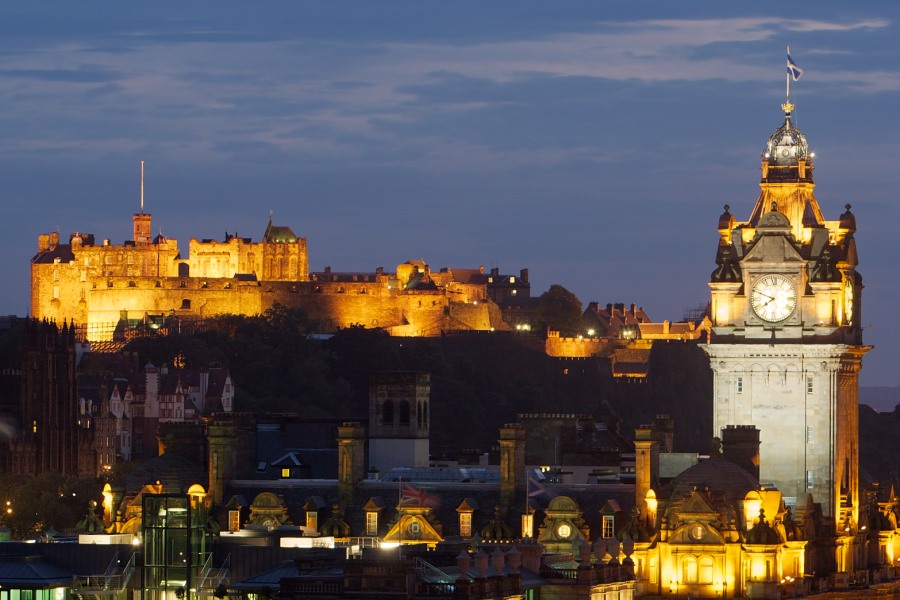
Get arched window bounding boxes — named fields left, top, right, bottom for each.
left=649, top=556, right=658, bottom=584
left=399, top=401, right=410, bottom=426
left=699, top=556, right=714, bottom=584
left=382, top=401, right=394, bottom=427
left=683, top=556, right=698, bottom=584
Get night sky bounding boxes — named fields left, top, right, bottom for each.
left=2, top=3, right=898, bottom=389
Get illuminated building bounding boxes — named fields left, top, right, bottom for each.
left=30, top=212, right=516, bottom=340
left=705, top=99, right=868, bottom=573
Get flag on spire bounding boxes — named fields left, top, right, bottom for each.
left=787, top=52, right=804, bottom=81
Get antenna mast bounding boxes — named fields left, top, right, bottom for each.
left=140, top=160, right=145, bottom=213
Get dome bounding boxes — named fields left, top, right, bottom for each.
left=762, top=104, right=811, bottom=167
left=124, top=452, right=206, bottom=494
left=667, top=456, right=759, bottom=503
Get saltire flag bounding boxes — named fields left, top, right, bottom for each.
left=787, top=52, right=804, bottom=81
left=527, top=476, right=558, bottom=499
left=400, top=483, right=440, bottom=508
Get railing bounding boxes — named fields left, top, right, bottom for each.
left=413, top=557, right=456, bottom=584
left=338, top=537, right=383, bottom=556
left=197, top=553, right=230, bottom=595
left=73, top=552, right=136, bottom=596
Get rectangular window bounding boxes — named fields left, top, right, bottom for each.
left=307, top=513, right=318, bottom=531
left=736, top=377, right=743, bottom=394
left=807, top=376, right=814, bottom=394
left=807, top=426, right=813, bottom=444
left=460, top=513, right=472, bottom=538
left=366, top=512, right=378, bottom=536
left=229, top=510, right=241, bottom=532
left=807, top=470, right=814, bottom=488
left=281, top=468, right=290, bottom=478
left=602, top=515, right=615, bottom=538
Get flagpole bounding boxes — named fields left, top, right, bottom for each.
left=786, top=45, right=791, bottom=104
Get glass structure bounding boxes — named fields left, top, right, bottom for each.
left=142, top=494, right=206, bottom=600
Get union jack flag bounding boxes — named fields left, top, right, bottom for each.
left=400, top=483, right=440, bottom=508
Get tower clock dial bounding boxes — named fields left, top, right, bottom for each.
left=750, top=274, right=797, bottom=323
left=556, top=522, right=572, bottom=539
left=843, top=278, right=854, bottom=324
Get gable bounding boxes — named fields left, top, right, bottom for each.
left=742, top=233, right=805, bottom=265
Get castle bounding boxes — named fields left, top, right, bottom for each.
left=31, top=211, right=528, bottom=339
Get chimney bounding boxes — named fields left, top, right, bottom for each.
left=49, top=232, right=60, bottom=249
left=721, top=425, right=760, bottom=480
left=491, top=267, right=499, bottom=277
left=653, top=414, right=675, bottom=453
left=520, top=268, right=529, bottom=283
left=337, top=422, right=366, bottom=503
left=634, top=426, right=659, bottom=519
left=38, top=234, right=50, bottom=253
left=499, top=423, right=526, bottom=506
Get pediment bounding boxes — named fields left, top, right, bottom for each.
left=743, top=233, right=804, bottom=264
left=673, top=490, right=718, bottom=516
left=383, top=513, right=443, bottom=545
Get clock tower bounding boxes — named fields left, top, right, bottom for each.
left=705, top=101, right=869, bottom=535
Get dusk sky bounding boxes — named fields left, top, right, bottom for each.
left=2, top=3, right=899, bottom=388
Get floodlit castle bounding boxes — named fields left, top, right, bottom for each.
left=31, top=210, right=527, bottom=340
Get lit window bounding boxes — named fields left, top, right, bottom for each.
left=366, top=512, right=378, bottom=536
left=281, top=468, right=290, bottom=478
left=602, top=515, right=615, bottom=538
left=460, top=513, right=472, bottom=538
left=683, top=556, right=698, bottom=584
left=807, top=470, right=814, bottom=488
left=509, top=277, right=515, bottom=283
left=699, top=556, right=714, bottom=584
left=736, top=377, right=743, bottom=394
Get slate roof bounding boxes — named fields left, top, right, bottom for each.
left=0, top=556, right=72, bottom=587
left=226, top=479, right=636, bottom=542
left=124, top=451, right=207, bottom=494
left=32, top=244, right=75, bottom=265
left=0, top=543, right=133, bottom=588
left=663, top=455, right=758, bottom=507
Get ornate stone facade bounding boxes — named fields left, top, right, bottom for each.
left=705, top=101, right=869, bottom=531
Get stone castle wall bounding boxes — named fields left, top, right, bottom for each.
left=32, top=215, right=512, bottom=339
left=544, top=332, right=607, bottom=358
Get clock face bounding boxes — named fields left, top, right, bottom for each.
left=750, top=274, right=797, bottom=323
left=843, top=279, right=854, bottom=324
left=556, top=522, right=572, bottom=539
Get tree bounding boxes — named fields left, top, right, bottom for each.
left=537, top=284, right=583, bottom=337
